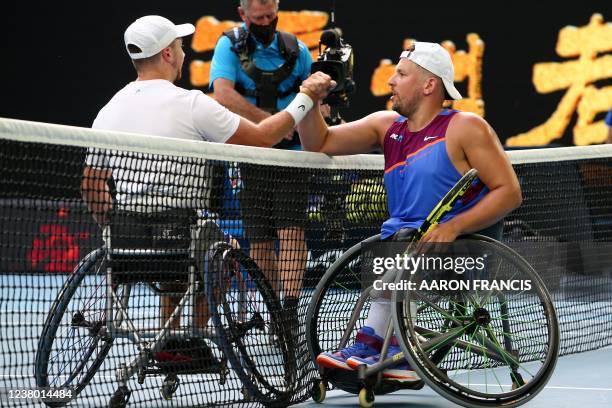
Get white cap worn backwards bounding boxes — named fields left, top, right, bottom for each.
left=124, top=15, right=195, bottom=60
left=400, top=42, right=462, bottom=100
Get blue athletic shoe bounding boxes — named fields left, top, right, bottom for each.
left=316, top=326, right=382, bottom=370
left=347, top=342, right=420, bottom=383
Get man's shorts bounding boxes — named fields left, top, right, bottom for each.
left=239, top=164, right=308, bottom=243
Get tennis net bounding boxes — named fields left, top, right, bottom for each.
left=0, top=117, right=610, bottom=406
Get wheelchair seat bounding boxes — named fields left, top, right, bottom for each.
left=109, top=249, right=194, bottom=284
left=106, top=209, right=197, bottom=284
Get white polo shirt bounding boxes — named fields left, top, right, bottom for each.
left=87, top=79, right=241, bottom=212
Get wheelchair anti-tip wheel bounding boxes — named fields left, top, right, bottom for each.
left=108, top=385, right=131, bottom=408
left=392, top=234, right=559, bottom=408
left=358, top=387, right=375, bottom=408
left=310, top=379, right=327, bottom=403
left=35, top=248, right=114, bottom=407
left=160, top=374, right=179, bottom=400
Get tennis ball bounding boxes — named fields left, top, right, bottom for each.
left=346, top=179, right=387, bottom=222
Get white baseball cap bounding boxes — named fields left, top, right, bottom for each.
left=124, top=15, right=195, bottom=60
left=400, top=42, right=462, bottom=100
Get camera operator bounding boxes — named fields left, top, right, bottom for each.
left=209, top=0, right=312, bottom=330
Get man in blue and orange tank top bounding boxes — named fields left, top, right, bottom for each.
left=298, top=42, right=522, bottom=383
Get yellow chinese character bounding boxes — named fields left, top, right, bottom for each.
left=370, top=34, right=485, bottom=116
left=506, top=14, right=612, bottom=146
left=189, top=11, right=328, bottom=89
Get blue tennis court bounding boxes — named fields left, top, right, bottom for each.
left=1, top=274, right=611, bottom=407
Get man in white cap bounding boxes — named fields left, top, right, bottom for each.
left=82, top=15, right=333, bottom=367
left=300, top=42, right=522, bottom=382
left=85, top=15, right=332, bottom=227
left=87, top=15, right=331, bottom=147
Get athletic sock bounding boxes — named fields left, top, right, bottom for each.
left=364, top=299, right=391, bottom=337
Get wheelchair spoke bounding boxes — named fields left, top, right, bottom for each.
left=477, top=253, right=505, bottom=308
left=417, top=325, right=514, bottom=365
left=411, top=291, right=463, bottom=325
left=420, top=323, right=474, bottom=353
left=459, top=324, right=483, bottom=388
left=472, top=328, right=520, bottom=367
left=490, top=317, right=549, bottom=326
left=491, top=329, right=543, bottom=377
left=49, top=334, right=97, bottom=386
left=479, top=330, right=506, bottom=393
left=434, top=324, right=480, bottom=383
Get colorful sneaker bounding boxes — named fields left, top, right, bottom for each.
left=382, top=348, right=420, bottom=383
left=347, top=341, right=420, bottom=383
left=315, top=326, right=382, bottom=370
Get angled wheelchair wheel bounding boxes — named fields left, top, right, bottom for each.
left=35, top=248, right=114, bottom=407
left=305, top=234, right=401, bottom=395
left=205, top=242, right=296, bottom=406
left=392, top=234, right=559, bottom=407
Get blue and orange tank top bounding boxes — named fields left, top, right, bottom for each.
left=381, top=109, right=487, bottom=238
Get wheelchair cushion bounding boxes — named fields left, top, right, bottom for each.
left=108, top=210, right=196, bottom=283
left=110, top=209, right=195, bottom=250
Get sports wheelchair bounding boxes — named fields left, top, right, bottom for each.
left=306, top=233, right=559, bottom=408
left=34, top=214, right=296, bottom=407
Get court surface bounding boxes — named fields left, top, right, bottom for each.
left=295, top=346, right=612, bottom=408
left=1, top=276, right=610, bottom=407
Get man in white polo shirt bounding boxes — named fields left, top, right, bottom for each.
left=84, top=15, right=333, bottom=222
left=81, top=15, right=333, bottom=367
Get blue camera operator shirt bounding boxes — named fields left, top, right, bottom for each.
left=210, top=25, right=312, bottom=114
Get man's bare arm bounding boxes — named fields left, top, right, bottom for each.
left=213, top=78, right=271, bottom=123
left=226, top=71, right=335, bottom=147
left=81, top=166, right=113, bottom=226
left=226, top=112, right=300, bottom=147
left=298, top=108, right=396, bottom=155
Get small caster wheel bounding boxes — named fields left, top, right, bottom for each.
left=160, top=374, right=179, bottom=400
left=241, top=386, right=251, bottom=400
left=137, top=370, right=146, bottom=385
left=310, top=379, right=326, bottom=403
left=219, top=359, right=229, bottom=385
left=358, top=387, right=374, bottom=408
left=109, top=385, right=131, bottom=408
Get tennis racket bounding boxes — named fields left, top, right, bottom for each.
left=409, top=168, right=479, bottom=244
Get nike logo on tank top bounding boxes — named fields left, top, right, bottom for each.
left=381, top=109, right=488, bottom=239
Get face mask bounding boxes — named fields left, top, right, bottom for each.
left=248, top=16, right=278, bottom=46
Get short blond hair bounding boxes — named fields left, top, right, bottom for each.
left=130, top=38, right=179, bottom=72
